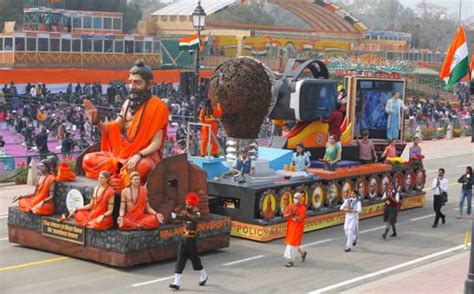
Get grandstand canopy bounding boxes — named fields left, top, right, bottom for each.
left=152, top=0, right=367, bottom=34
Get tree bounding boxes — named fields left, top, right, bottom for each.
left=208, top=3, right=275, bottom=26
left=0, top=0, right=24, bottom=32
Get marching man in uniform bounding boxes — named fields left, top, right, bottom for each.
left=169, top=193, right=208, bottom=290
left=340, top=190, right=362, bottom=252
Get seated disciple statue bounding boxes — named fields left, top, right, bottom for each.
left=18, top=160, right=56, bottom=215
left=70, top=171, right=115, bottom=230
left=82, top=60, right=169, bottom=184
left=117, top=171, right=164, bottom=230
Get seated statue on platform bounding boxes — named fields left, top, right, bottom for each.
left=70, top=171, right=115, bottom=230
left=118, top=171, right=164, bottom=230
left=82, top=60, right=169, bottom=184
left=17, top=159, right=56, bottom=215
left=323, top=135, right=341, bottom=171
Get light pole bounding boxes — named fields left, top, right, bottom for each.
left=192, top=0, right=206, bottom=121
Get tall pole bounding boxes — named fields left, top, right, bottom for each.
left=465, top=221, right=474, bottom=293
left=194, top=27, right=201, bottom=122
left=458, top=0, right=462, bottom=25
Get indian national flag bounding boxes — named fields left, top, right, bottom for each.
left=179, top=34, right=199, bottom=51
left=471, top=56, right=474, bottom=84
left=439, top=26, right=469, bottom=90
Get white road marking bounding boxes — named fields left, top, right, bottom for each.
left=426, top=169, right=438, bottom=173
left=0, top=215, right=8, bottom=219
left=0, top=238, right=8, bottom=241
left=410, top=214, right=435, bottom=221
left=424, top=151, right=474, bottom=161
left=222, top=255, right=266, bottom=266
left=359, top=226, right=386, bottom=234
left=301, top=239, right=333, bottom=248
left=456, top=164, right=471, bottom=168
left=307, top=244, right=467, bottom=294
left=454, top=208, right=460, bottom=211
left=132, top=276, right=174, bottom=287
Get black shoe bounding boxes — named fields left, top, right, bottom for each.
left=390, top=233, right=397, bottom=237
left=353, top=238, right=357, bottom=247
left=345, top=248, right=351, bottom=252
left=199, top=276, right=208, bottom=286
left=432, top=224, right=438, bottom=228
left=301, top=251, right=307, bottom=262
left=382, top=233, right=387, bottom=239
left=169, top=284, right=180, bottom=290
left=285, top=262, right=294, bottom=267
left=442, top=216, right=446, bottom=225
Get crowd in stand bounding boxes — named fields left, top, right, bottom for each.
left=406, top=96, right=472, bottom=124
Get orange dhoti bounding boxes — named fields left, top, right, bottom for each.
left=19, top=174, right=55, bottom=215
left=199, top=106, right=222, bottom=157
left=120, top=186, right=159, bottom=230
left=82, top=96, right=168, bottom=182
left=74, top=186, right=115, bottom=230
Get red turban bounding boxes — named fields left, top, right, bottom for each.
left=186, top=192, right=200, bottom=207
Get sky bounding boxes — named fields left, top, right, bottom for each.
left=398, top=0, right=473, bottom=21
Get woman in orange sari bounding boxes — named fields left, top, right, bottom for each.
left=283, top=192, right=307, bottom=267
left=70, top=171, right=115, bottom=230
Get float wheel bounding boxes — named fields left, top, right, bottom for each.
left=367, top=175, right=380, bottom=199
left=414, top=169, right=426, bottom=191
left=380, top=174, right=392, bottom=196
left=404, top=170, right=415, bottom=192
left=295, top=185, right=311, bottom=208
left=355, top=177, right=368, bottom=199
left=340, top=178, right=353, bottom=203
left=325, top=182, right=340, bottom=208
left=394, top=172, right=404, bottom=192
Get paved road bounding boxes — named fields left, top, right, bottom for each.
left=0, top=146, right=473, bottom=293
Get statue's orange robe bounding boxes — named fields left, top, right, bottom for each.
left=120, top=186, right=159, bottom=230
left=285, top=203, right=306, bottom=246
left=19, top=174, right=55, bottom=215
left=82, top=96, right=169, bottom=181
left=199, top=106, right=222, bottom=157
left=75, top=186, right=115, bottom=230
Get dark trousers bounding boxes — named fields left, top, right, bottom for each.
left=433, top=195, right=445, bottom=225
left=174, top=237, right=203, bottom=274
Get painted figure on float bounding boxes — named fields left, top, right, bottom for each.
left=82, top=60, right=169, bottom=185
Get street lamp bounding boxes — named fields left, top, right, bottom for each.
left=192, top=0, right=206, bottom=121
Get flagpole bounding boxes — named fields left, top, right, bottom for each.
left=458, top=0, right=462, bottom=25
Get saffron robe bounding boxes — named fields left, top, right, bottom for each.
left=285, top=203, right=306, bottom=246
left=19, top=174, right=55, bottom=215
left=82, top=96, right=169, bottom=182
left=120, top=186, right=159, bottom=230
left=75, top=186, right=115, bottom=230
left=199, top=106, right=222, bottom=157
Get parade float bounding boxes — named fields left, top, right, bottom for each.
left=192, top=57, right=426, bottom=242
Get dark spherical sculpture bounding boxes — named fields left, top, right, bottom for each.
left=208, top=57, right=272, bottom=139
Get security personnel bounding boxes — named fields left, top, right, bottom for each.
left=169, top=193, right=208, bottom=290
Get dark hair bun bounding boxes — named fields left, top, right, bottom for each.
left=135, top=60, right=146, bottom=67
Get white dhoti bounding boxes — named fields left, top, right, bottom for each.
left=344, top=212, right=359, bottom=249
left=284, top=245, right=297, bottom=261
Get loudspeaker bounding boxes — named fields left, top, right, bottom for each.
left=269, top=136, right=287, bottom=149
left=180, top=72, right=195, bottom=98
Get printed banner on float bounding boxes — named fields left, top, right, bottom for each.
left=231, top=193, right=425, bottom=242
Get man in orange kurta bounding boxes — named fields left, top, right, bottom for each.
left=283, top=192, right=307, bottom=267
left=82, top=61, right=169, bottom=184
left=199, top=100, right=222, bottom=157
left=70, top=171, right=115, bottom=230
left=118, top=172, right=164, bottom=230
left=18, top=160, right=55, bottom=215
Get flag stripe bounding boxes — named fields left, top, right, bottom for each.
left=445, top=57, right=469, bottom=88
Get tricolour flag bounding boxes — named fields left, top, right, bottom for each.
left=200, top=33, right=210, bottom=55
left=179, top=34, right=199, bottom=51
left=471, top=56, right=474, bottom=92
left=439, top=26, right=469, bottom=90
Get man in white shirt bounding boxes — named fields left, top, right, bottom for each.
left=431, top=168, right=448, bottom=228
left=232, top=149, right=256, bottom=176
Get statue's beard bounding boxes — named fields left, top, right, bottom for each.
left=128, top=89, right=152, bottom=114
